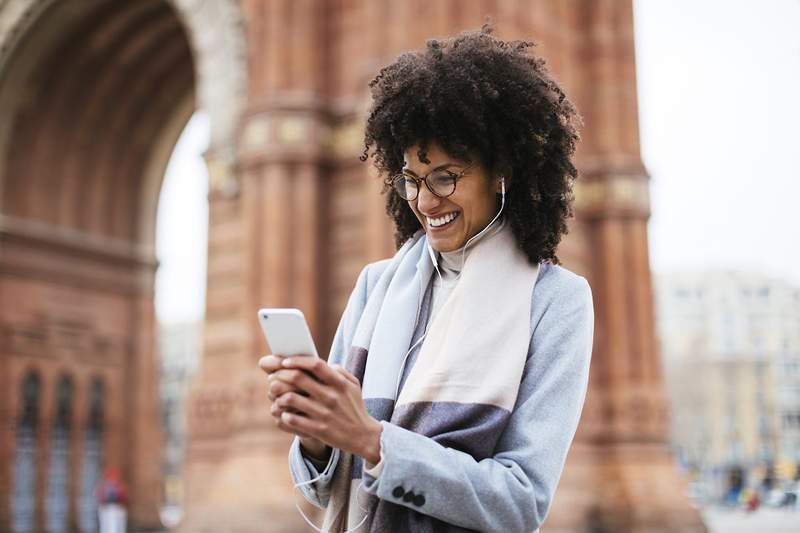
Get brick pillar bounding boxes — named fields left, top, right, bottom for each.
left=126, top=278, right=164, bottom=528
left=545, top=1, right=707, bottom=531
left=181, top=1, right=328, bottom=529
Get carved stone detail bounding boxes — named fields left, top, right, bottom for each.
left=169, top=0, right=248, bottom=193
left=574, top=175, right=652, bottom=215
left=1, top=316, right=128, bottom=365
left=0, top=0, right=57, bottom=71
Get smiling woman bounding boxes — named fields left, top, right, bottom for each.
left=363, top=25, right=581, bottom=268
left=259, top=23, right=593, bottom=533
left=398, top=145, right=500, bottom=254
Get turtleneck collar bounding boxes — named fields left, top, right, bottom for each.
left=432, top=218, right=507, bottom=278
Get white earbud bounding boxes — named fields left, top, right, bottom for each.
left=425, top=175, right=508, bottom=277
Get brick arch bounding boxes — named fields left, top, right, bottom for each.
left=0, top=0, right=248, bottom=242
left=0, top=0, right=245, bottom=530
left=0, top=0, right=194, bottom=239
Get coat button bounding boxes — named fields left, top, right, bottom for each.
left=392, top=486, right=405, bottom=498
left=413, top=494, right=426, bottom=507
left=403, top=491, right=415, bottom=502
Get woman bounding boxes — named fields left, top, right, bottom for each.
left=259, top=25, right=593, bottom=532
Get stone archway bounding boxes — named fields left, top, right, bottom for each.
left=0, top=0, right=246, bottom=530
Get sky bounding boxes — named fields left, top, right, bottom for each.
left=154, top=112, right=209, bottom=324
left=154, top=0, right=800, bottom=324
left=634, top=0, right=800, bottom=285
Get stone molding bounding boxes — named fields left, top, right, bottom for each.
left=0, top=0, right=57, bottom=72
left=169, top=0, right=248, bottom=194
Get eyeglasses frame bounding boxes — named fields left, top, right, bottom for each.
left=392, top=162, right=474, bottom=202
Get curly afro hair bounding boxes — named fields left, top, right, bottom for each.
left=359, top=23, right=581, bottom=265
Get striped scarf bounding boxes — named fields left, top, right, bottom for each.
left=322, top=224, right=539, bottom=532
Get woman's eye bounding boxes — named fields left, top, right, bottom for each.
left=431, top=172, right=456, bottom=185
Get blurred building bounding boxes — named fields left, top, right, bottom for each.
left=0, top=0, right=704, bottom=531
left=656, top=271, right=800, bottom=490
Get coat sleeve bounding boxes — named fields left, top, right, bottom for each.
left=360, top=273, right=594, bottom=532
left=287, top=263, right=372, bottom=508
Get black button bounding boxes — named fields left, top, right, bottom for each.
left=392, top=486, right=405, bottom=498
left=413, top=494, right=426, bottom=507
left=403, top=491, right=415, bottom=502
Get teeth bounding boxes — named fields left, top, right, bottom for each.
left=427, top=212, right=457, bottom=228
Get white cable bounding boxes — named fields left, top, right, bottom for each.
left=426, top=176, right=506, bottom=278
left=456, top=176, right=506, bottom=274
left=394, top=333, right=427, bottom=401
left=292, top=450, right=370, bottom=532
left=292, top=179, right=507, bottom=531
left=426, top=242, right=443, bottom=283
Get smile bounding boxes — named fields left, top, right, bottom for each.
left=427, top=211, right=460, bottom=229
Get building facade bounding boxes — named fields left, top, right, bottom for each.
left=655, top=270, right=800, bottom=493
left=0, top=0, right=705, bottom=531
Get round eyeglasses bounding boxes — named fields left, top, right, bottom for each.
left=391, top=164, right=473, bottom=201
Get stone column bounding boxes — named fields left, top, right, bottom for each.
left=181, top=1, right=328, bottom=530
left=546, top=1, right=707, bottom=531
left=126, top=268, right=164, bottom=528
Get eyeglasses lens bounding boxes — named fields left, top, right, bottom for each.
left=393, top=171, right=457, bottom=200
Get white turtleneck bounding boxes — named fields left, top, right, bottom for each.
left=428, top=218, right=506, bottom=324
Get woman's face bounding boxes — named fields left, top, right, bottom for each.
left=403, top=143, right=500, bottom=253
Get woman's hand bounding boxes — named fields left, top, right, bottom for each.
left=258, top=354, right=329, bottom=460
left=271, top=357, right=383, bottom=465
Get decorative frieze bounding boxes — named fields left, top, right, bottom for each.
left=574, top=174, right=651, bottom=216
left=1, top=317, right=129, bottom=365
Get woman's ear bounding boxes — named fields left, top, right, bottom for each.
left=495, top=176, right=506, bottom=194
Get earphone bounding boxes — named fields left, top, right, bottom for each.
left=293, top=454, right=370, bottom=532
left=293, top=176, right=508, bottom=531
left=428, top=175, right=506, bottom=278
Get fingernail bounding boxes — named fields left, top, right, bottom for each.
left=282, top=358, right=292, bottom=367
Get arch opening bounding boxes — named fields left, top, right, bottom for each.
left=0, top=0, right=203, bottom=530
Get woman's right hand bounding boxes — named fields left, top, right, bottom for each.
left=258, top=354, right=331, bottom=461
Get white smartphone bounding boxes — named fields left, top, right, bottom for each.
left=257, top=308, right=319, bottom=358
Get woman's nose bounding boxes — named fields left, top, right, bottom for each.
left=416, top=184, right=441, bottom=213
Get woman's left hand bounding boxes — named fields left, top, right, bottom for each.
left=272, top=357, right=383, bottom=464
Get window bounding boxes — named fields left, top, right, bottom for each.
left=46, top=376, right=73, bottom=533
left=783, top=413, right=800, bottom=429
left=78, top=378, right=105, bottom=533
left=758, top=415, right=771, bottom=436
left=11, top=372, right=40, bottom=533
left=728, top=441, right=742, bottom=462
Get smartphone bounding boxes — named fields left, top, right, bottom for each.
left=257, top=308, right=319, bottom=358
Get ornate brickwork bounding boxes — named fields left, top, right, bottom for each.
left=0, top=0, right=246, bottom=530
left=169, top=0, right=247, bottom=194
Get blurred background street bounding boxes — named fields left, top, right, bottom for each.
left=703, top=507, right=799, bottom=533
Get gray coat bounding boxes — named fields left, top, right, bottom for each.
left=289, top=260, right=594, bottom=532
